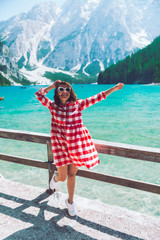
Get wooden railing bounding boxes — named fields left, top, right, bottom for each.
left=0, top=128, right=160, bottom=194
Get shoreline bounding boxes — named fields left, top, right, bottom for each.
left=1, top=82, right=160, bottom=87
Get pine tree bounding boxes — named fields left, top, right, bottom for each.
left=98, top=36, right=160, bottom=84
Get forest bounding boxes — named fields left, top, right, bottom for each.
left=98, top=36, right=160, bottom=84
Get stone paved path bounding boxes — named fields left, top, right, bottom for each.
left=0, top=176, right=160, bottom=240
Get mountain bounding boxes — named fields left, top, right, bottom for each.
left=0, top=41, right=30, bottom=86
left=0, top=0, right=160, bottom=85
left=44, top=0, right=154, bottom=73
left=0, top=1, right=59, bottom=67
left=98, top=35, right=160, bottom=84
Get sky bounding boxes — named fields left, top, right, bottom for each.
left=0, top=0, right=66, bottom=21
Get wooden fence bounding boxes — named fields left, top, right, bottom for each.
left=0, top=128, right=160, bottom=194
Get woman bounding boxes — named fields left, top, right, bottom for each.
left=35, top=80, right=124, bottom=216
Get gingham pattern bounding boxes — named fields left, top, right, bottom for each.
left=35, top=88, right=106, bottom=169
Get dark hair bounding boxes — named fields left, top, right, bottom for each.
left=54, top=81, right=78, bottom=106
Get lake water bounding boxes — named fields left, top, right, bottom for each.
left=0, top=84, right=160, bottom=217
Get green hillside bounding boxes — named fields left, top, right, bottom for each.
left=98, top=36, right=160, bottom=84
left=43, top=71, right=97, bottom=84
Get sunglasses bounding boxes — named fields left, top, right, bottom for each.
left=57, top=87, right=71, bottom=92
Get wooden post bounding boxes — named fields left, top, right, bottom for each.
left=46, top=140, right=54, bottom=194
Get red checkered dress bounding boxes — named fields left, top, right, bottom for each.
left=35, top=88, right=106, bottom=169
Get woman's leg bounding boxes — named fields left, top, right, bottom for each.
left=55, top=165, right=68, bottom=182
left=67, top=164, right=78, bottom=203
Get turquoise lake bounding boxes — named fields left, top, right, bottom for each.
left=0, top=84, right=160, bottom=217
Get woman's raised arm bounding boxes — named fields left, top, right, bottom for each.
left=35, top=80, right=61, bottom=109
left=44, top=80, right=61, bottom=93
left=78, top=83, right=124, bottom=111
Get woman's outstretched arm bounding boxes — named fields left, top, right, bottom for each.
left=104, top=83, right=124, bottom=97
left=78, top=82, right=124, bottom=110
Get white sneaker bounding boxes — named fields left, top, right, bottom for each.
left=49, top=171, right=59, bottom=191
left=48, top=192, right=61, bottom=207
left=65, top=199, right=76, bottom=217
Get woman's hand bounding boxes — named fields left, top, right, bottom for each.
left=104, top=83, right=124, bottom=97
left=114, top=83, right=124, bottom=91
left=44, top=80, right=61, bottom=93
left=53, top=80, right=61, bottom=88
